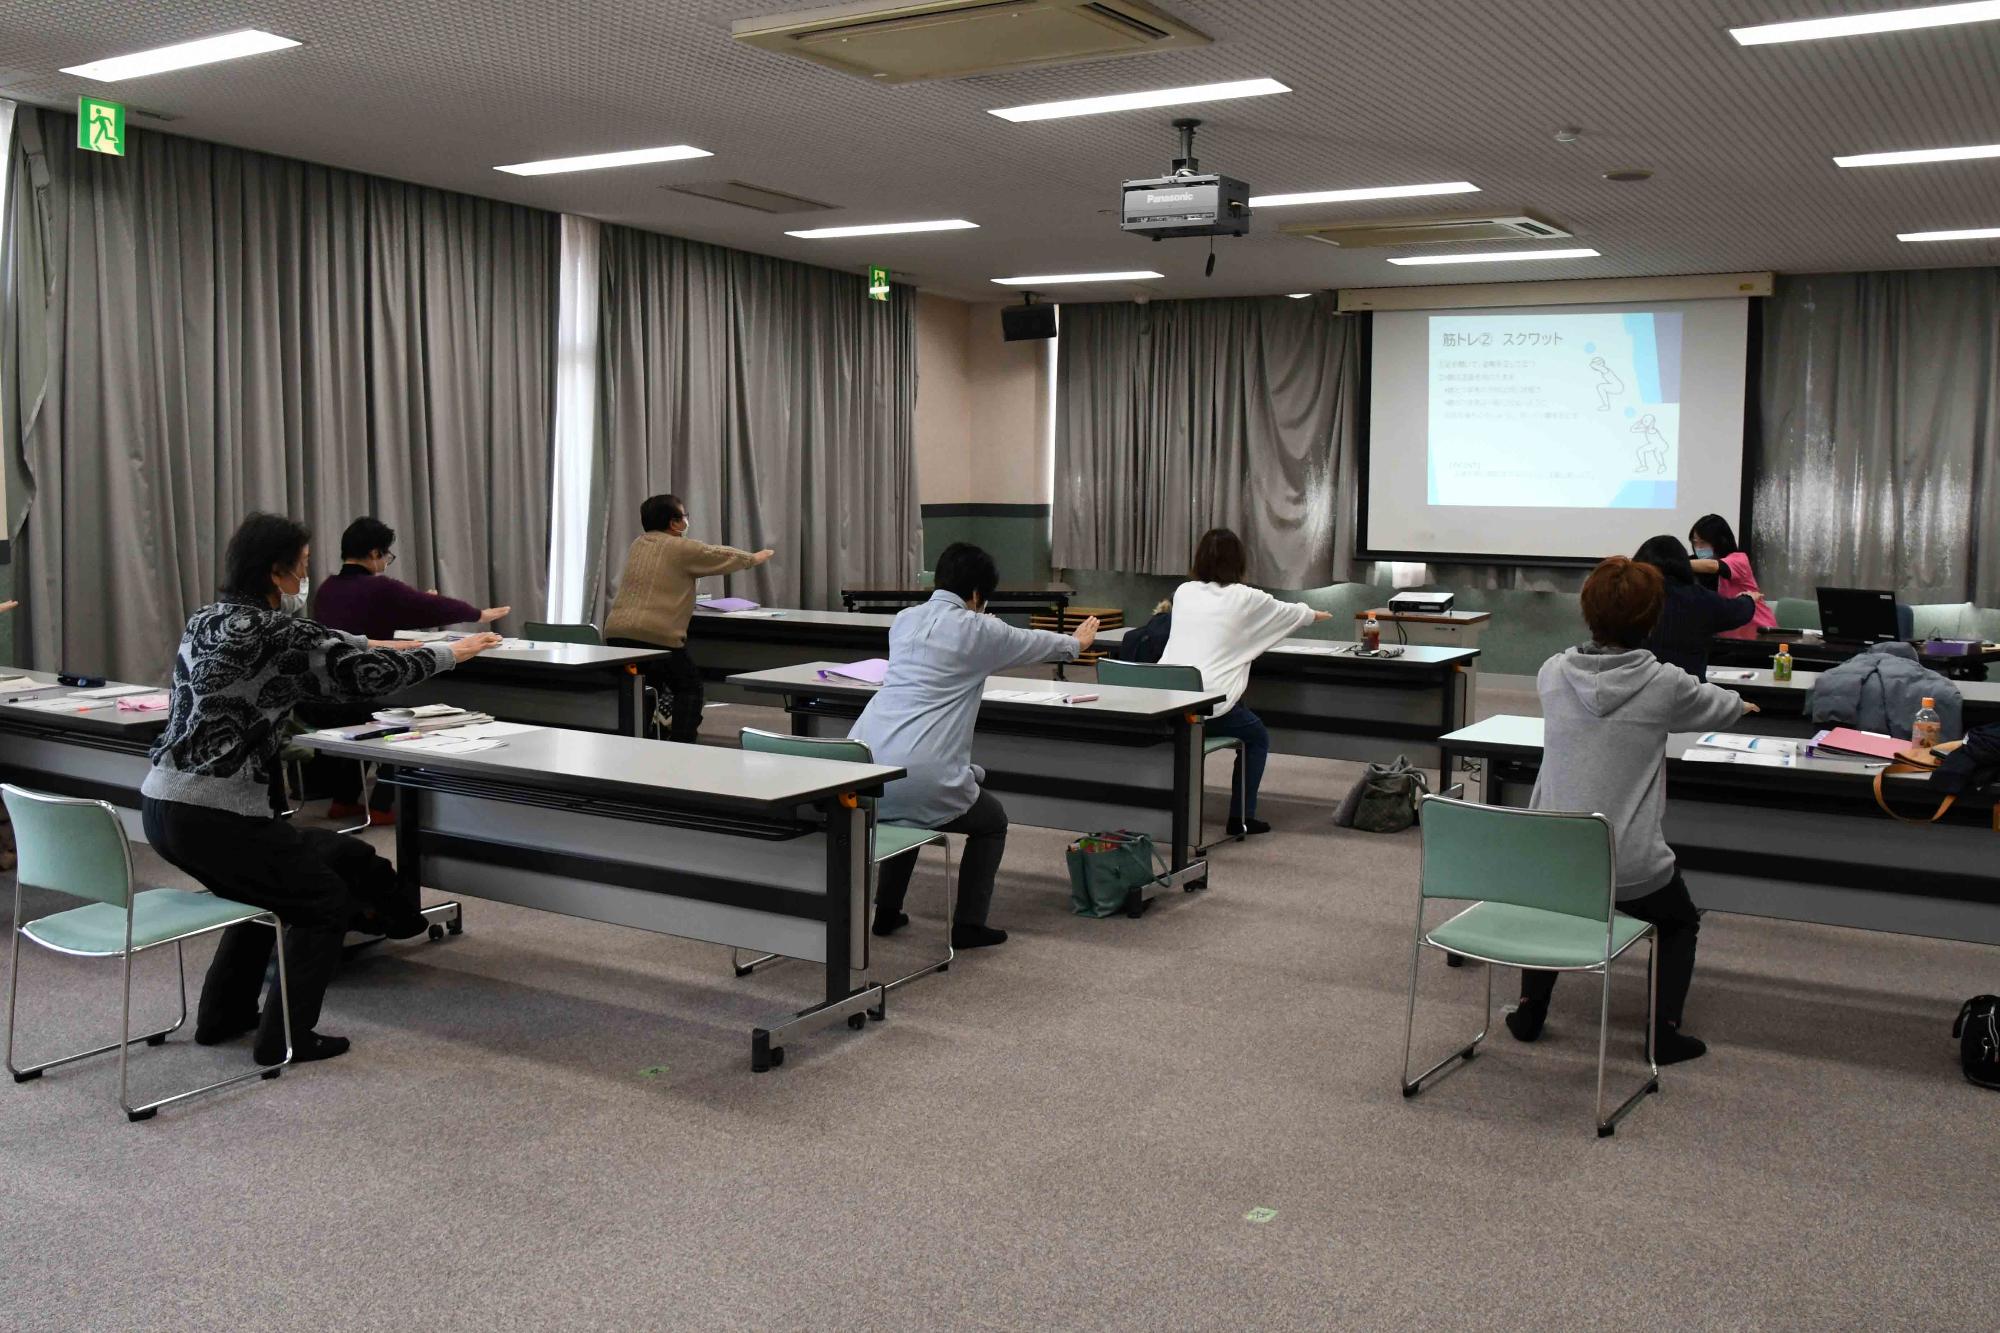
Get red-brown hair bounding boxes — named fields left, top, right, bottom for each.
left=1580, top=556, right=1664, bottom=649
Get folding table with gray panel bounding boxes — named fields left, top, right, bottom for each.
left=690, top=608, right=895, bottom=704
left=1704, top=665, right=2000, bottom=739
left=1439, top=714, right=2000, bottom=946
left=1095, top=630, right=1477, bottom=777
left=381, top=644, right=667, bottom=737
left=727, top=663, right=1224, bottom=912
left=299, top=726, right=904, bottom=1070
left=0, top=671, right=166, bottom=840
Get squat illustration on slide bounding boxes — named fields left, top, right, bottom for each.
left=1630, top=414, right=1670, bottom=475
left=1590, top=356, right=1625, bottom=411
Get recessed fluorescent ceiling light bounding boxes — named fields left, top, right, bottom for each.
left=786, top=219, right=979, bottom=239
left=989, top=78, right=1290, bottom=123
left=1834, top=142, right=2000, bottom=168
left=495, top=146, right=712, bottom=176
left=1731, top=1, right=2000, bottom=46
left=1251, top=181, right=1480, bottom=208
left=992, top=271, right=1163, bottom=285
left=1287, top=293, right=1313, bottom=299
left=61, top=29, right=299, bottom=81
left=1387, top=248, right=1600, bottom=267
left=1899, top=226, right=2000, bottom=241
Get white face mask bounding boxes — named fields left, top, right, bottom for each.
left=1692, top=545, right=1714, bottom=560
left=281, top=577, right=309, bottom=616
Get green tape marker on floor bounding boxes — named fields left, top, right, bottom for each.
left=1244, top=1207, right=1278, bottom=1224
left=637, top=1066, right=668, bottom=1080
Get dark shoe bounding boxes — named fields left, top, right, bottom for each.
left=255, top=1031, right=350, bottom=1065
left=1505, top=1000, right=1547, bottom=1042
left=195, top=1013, right=258, bottom=1046
left=950, top=924, right=1009, bottom=949
left=1226, top=817, right=1272, bottom=837
left=1653, top=1027, right=1707, bottom=1065
left=871, top=910, right=910, bottom=938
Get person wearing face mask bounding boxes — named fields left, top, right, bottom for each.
left=1685, top=514, right=1777, bottom=641
left=604, top=493, right=774, bottom=743
left=140, top=513, right=502, bottom=1066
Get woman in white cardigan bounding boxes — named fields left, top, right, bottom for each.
left=1159, top=529, right=1329, bottom=835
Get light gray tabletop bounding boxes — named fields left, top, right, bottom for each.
left=1441, top=713, right=1937, bottom=783
left=300, top=725, right=904, bottom=812
left=728, top=662, right=1224, bottom=720
left=0, top=669, right=169, bottom=739
left=1095, top=627, right=1478, bottom=669
left=693, top=607, right=899, bottom=631
left=459, top=643, right=666, bottom=673
left=1708, top=664, right=2000, bottom=704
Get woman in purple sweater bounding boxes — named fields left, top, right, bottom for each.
left=312, top=516, right=509, bottom=641
left=307, top=516, right=511, bottom=822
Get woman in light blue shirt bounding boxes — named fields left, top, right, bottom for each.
left=850, top=543, right=1097, bottom=949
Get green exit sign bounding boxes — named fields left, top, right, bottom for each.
left=868, top=265, right=890, bottom=302
left=78, top=97, right=126, bottom=156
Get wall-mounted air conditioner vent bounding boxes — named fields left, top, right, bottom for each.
left=733, top=0, right=1209, bottom=83
left=1281, top=215, right=1572, bottom=249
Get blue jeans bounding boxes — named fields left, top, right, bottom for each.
left=1204, top=705, right=1269, bottom=824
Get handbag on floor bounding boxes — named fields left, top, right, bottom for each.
left=1334, top=756, right=1429, bottom=833
left=1953, top=995, right=2000, bottom=1090
left=1065, top=831, right=1161, bottom=917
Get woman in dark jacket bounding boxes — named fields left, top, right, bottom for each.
left=1633, top=534, right=1760, bottom=679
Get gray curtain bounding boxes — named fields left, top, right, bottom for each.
left=588, top=225, right=919, bottom=614
left=1052, top=295, right=1359, bottom=588
left=3, top=108, right=555, bottom=683
left=1753, top=269, right=2000, bottom=606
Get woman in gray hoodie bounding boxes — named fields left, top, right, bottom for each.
left=1507, top=556, right=1755, bottom=1065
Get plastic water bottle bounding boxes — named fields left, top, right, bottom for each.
left=1773, top=642, right=1793, bottom=682
left=1362, top=613, right=1381, bottom=653
left=1912, top=697, right=1941, bottom=749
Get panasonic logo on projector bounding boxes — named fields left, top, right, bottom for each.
left=1151, top=193, right=1194, bottom=202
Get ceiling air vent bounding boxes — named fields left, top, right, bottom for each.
left=1281, top=215, right=1572, bottom=249
left=667, top=181, right=838, bottom=214
left=732, top=0, right=1210, bottom=83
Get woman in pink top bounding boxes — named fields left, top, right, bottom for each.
left=1687, top=514, right=1777, bottom=640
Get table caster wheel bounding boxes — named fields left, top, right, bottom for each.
left=127, top=1108, right=157, bottom=1123
left=427, top=923, right=445, bottom=942
left=145, top=1033, right=169, bottom=1046
left=847, top=1013, right=866, bottom=1030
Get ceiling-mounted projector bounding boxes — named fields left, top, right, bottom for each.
left=1121, top=117, right=1250, bottom=241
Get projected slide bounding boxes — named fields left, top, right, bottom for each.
left=1426, top=311, right=1684, bottom=510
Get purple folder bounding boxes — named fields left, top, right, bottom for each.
left=698, top=596, right=760, bottom=613
left=817, top=658, right=891, bottom=686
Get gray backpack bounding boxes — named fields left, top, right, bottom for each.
left=1334, top=755, right=1429, bottom=833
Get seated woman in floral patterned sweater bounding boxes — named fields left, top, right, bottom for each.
left=141, top=513, right=500, bottom=1067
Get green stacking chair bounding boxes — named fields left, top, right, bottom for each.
left=1095, top=658, right=1245, bottom=852
left=1771, top=597, right=1819, bottom=633
left=1400, top=794, right=1659, bottom=1138
left=736, top=729, right=954, bottom=994
left=4, top=786, right=291, bottom=1122
left=522, top=621, right=602, bottom=645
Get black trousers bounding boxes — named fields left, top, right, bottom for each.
left=1520, top=870, right=1700, bottom=1029
left=874, top=789, right=1008, bottom=928
left=607, top=637, right=704, bottom=743
left=295, top=700, right=394, bottom=808
left=141, top=798, right=416, bottom=1044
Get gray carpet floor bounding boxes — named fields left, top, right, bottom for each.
left=1, top=688, right=1995, bottom=1331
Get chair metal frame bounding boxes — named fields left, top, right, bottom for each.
left=731, top=728, right=956, bottom=995
left=3, top=787, right=293, bottom=1122
left=1094, top=659, right=1245, bottom=852
left=1398, top=795, right=1660, bottom=1138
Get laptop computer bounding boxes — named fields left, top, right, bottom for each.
left=1816, top=586, right=1901, bottom=643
